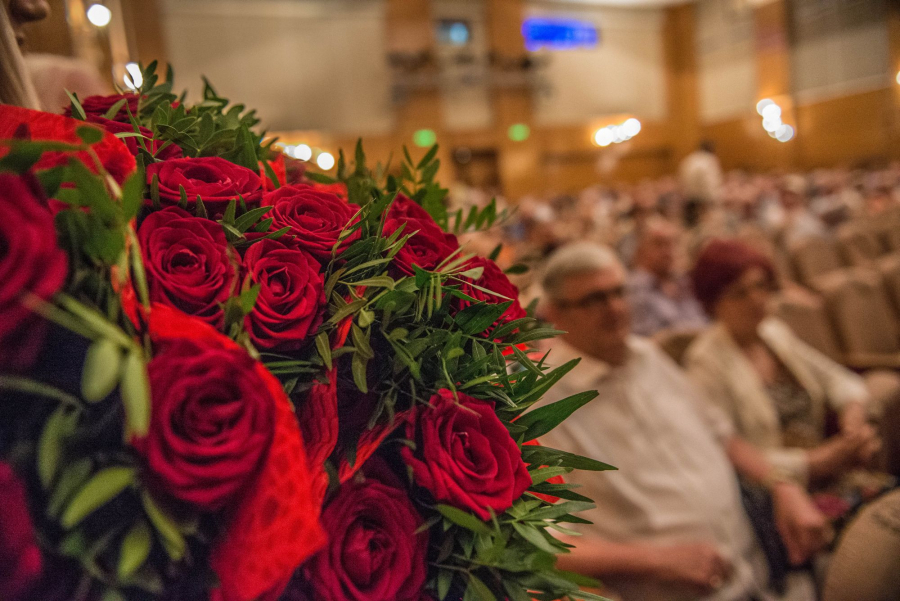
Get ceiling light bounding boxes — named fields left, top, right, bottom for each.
left=86, top=4, right=112, bottom=27
left=316, top=152, right=335, bottom=170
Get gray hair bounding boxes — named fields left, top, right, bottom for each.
left=541, top=242, right=623, bottom=301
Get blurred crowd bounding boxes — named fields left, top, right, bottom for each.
left=455, top=144, right=900, bottom=601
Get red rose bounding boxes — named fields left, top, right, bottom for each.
left=458, top=257, right=527, bottom=335
left=137, top=335, right=276, bottom=510
left=262, top=185, right=360, bottom=262
left=138, top=206, right=235, bottom=328
left=145, top=157, right=263, bottom=218
left=0, top=462, right=42, bottom=601
left=137, top=305, right=325, bottom=601
left=0, top=174, right=68, bottom=371
left=85, top=115, right=182, bottom=160
left=0, top=105, right=136, bottom=185
left=242, top=239, right=325, bottom=351
left=384, top=197, right=458, bottom=276
left=65, top=93, right=140, bottom=123
left=308, top=181, right=347, bottom=198
left=301, top=460, right=427, bottom=601
left=402, top=389, right=531, bottom=520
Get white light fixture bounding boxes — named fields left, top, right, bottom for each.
left=896, top=71, right=900, bottom=85
left=761, top=104, right=782, bottom=120
left=316, top=152, right=335, bottom=170
left=295, top=144, right=312, bottom=161
left=123, top=62, right=142, bottom=91
left=756, top=98, right=774, bottom=116
left=776, top=124, right=795, bottom=143
left=762, top=118, right=782, bottom=133
left=622, top=118, right=641, bottom=137
left=594, top=128, right=614, bottom=147
left=86, top=3, right=112, bottom=27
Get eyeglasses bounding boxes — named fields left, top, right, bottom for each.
left=554, top=285, right=627, bottom=310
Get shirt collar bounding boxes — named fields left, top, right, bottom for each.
left=546, top=337, right=636, bottom=392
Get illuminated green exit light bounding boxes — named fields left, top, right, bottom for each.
left=413, top=129, right=437, bottom=147
left=508, top=123, right=530, bottom=142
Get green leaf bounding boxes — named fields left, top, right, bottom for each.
left=121, top=171, right=144, bottom=220
left=61, top=466, right=135, bottom=528
left=141, top=491, right=186, bottom=561
left=315, top=331, right=333, bottom=370
left=81, top=339, right=123, bottom=402
left=195, top=195, right=208, bottom=219
left=222, top=199, right=237, bottom=225
left=416, top=144, right=439, bottom=170
left=455, top=302, right=511, bottom=336
left=66, top=90, right=86, bottom=120
left=511, top=522, right=561, bottom=554
left=48, top=458, right=92, bottom=517
left=504, top=263, right=529, bottom=275
left=351, top=324, right=374, bottom=359
left=523, top=501, right=595, bottom=522
left=437, top=569, right=454, bottom=600
left=234, top=205, right=273, bottom=233
left=118, top=520, right=152, bottom=579
left=436, top=504, right=493, bottom=535
left=529, top=466, right=572, bottom=486
left=239, top=284, right=261, bottom=314
left=351, top=352, right=369, bottom=393
left=521, top=445, right=616, bottom=472
left=518, top=391, right=599, bottom=442
left=263, top=159, right=281, bottom=189
left=120, top=349, right=151, bottom=437
left=75, top=125, right=104, bottom=145
left=103, top=97, right=128, bottom=120
left=345, top=275, right=395, bottom=289
left=38, top=407, right=76, bottom=489
left=464, top=573, right=496, bottom=601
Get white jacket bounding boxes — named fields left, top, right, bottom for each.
left=685, top=317, right=868, bottom=485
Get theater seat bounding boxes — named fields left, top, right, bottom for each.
left=836, top=223, right=884, bottom=267
left=814, top=269, right=900, bottom=370
left=790, top=236, right=845, bottom=286
left=878, top=254, right=900, bottom=317
left=653, top=328, right=702, bottom=366
left=823, top=489, right=900, bottom=601
left=771, top=287, right=843, bottom=362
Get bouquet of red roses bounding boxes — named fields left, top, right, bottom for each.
left=0, top=63, right=613, bottom=601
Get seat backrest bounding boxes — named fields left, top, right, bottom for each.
left=790, top=236, right=844, bottom=285
left=653, top=328, right=702, bottom=367
left=816, top=268, right=900, bottom=355
left=837, top=223, right=884, bottom=266
left=878, top=254, right=900, bottom=319
left=770, top=287, right=843, bottom=362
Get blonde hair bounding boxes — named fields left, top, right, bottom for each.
left=0, top=8, right=41, bottom=109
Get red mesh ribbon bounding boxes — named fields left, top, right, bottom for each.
left=138, top=304, right=325, bottom=601
left=337, top=409, right=411, bottom=484
left=297, top=369, right=339, bottom=505
left=0, top=105, right=136, bottom=184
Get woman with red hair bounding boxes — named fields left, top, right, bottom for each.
left=684, top=239, right=881, bottom=490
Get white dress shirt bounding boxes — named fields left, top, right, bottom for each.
left=537, top=336, right=772, bottom=601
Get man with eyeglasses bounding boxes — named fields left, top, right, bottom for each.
left=537, top=241, right=828, bottom=601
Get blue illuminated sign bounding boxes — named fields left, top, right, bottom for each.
left=522, top=17, right=599, bottom=51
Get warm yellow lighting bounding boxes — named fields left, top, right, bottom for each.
left=124, top=62, right=142, bottom=91
left=86, top=4, right=112, bottom=27
left=593, top=128, right=614, bottom=147
left=756, top=98, right=774, bottom=116
left=295, top=144, right=312, bottom=161
left=316, top=152, right=335, bottom=170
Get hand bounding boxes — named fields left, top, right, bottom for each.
left=852, top=423, right=882, bottom=467
left=807, top=431, right=873, bottom=480
left=771, top=482, right=831, bottom=565
left=649, top=542, right=733, bottom=595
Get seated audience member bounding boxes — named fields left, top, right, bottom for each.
left=685, top=239, right=881, bottom=489
left=538, top=242, right=828, bottom=601
left=628, top=217, right=707, bottom=337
